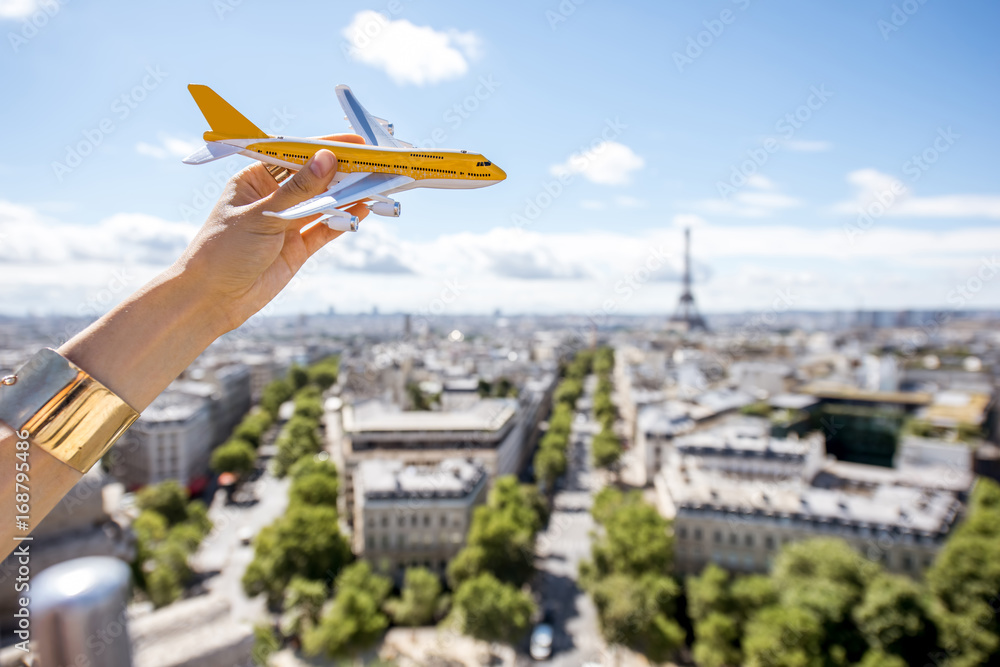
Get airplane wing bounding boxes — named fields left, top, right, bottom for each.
left=264, top=172, right=414, bottom=220
left=336, top=85, right=411, bottom=149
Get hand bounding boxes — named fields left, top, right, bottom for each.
left=178, top=134, right=370, bottom=333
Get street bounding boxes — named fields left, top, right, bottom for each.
left=521, top=375, right=605, bottom=666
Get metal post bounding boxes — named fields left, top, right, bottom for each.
left=31, top=556, right=133, bottom=667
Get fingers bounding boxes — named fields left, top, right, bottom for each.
left=251, top=149, right=339, bottom=217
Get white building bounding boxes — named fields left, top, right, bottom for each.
left=354, top=458, right=488, bottom=581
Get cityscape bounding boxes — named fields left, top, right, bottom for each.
left=2, top=1, right=1000, bottom=666
left=2, top=271, right=1000, bottom=665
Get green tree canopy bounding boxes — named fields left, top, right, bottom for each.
left=288, top=364, right=309, bottom=391
left=289, top=472, right=339, bottom=508
left=210, top=438, right=256, bottom=476
left=260, top=378, right=293, bottom=419
left=303, top=561, right=392, bottom=659
left=242, top=505, right=351, bottom=606
left=386, top=566, right=442, bottom=627
left=308, top=356, right=340, bottom=390
left=451, top=572, right=535, bottom=647
left=273, top=414, right=323, bottom=477
left=591, top=427, right=622, bottom=470
left=136, top=480, right=190, bottom=525
left=232, top=409, right=273, bottom=448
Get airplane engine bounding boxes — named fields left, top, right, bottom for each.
left=325, top=215, right=360, bottom=232
left=370, top=200, right=401, bottom=217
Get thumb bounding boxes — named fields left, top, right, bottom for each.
left=259, top=149, right=338, bottom=214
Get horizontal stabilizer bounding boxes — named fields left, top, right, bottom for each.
left=182, top=143, right=242, bottom=165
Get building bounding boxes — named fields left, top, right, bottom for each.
left=354, top=458, right=488, bottom=580
left=333, top=397, right=527, bottom=526
left=112, top=391, right=214, bottom=490
left=655, top=422, right=972, bottom=577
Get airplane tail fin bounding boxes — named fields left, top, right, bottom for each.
left=188, top=84, right=269, bottom=139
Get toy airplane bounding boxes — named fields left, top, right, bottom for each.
left=183, top=84, right=507, bottom=231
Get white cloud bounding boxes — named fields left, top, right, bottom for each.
left=580, top=200, right=606, bottom=210
left=0, top=0, right=42, bottom=19
left=835, top=168, right=1000, bottom=219
left=745, top=174, right=775, bottom=190
left=672, top=214, right=708, bottom=228
left=615, top=196, right=646, bottom=208
left=692, top=176, right=801, bottom=218
left=342, top=11, right=481, bottom=86
left=784, top=139, right=832, bottom=152
left=550, top=141, right=644, bottom=186
left=5, top=199, right=1000, bottom=316
left=135, top=134, right=202, bottom=160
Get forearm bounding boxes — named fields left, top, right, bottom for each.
left=1, top=421, right=83, bottom=559
left=58, top=263, right=229, bottom=412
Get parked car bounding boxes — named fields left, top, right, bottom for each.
left=529, top=623, right=554, bottom=660
left=237, top=527, right=254, bottom=546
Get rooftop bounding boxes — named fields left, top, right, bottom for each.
left=344, top=398, right=517, bottom=434
left=138, top=391, right=210, bottom=424
left=358, top=458, right=487, bottom=500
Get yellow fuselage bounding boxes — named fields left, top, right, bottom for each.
left=205, top=133, right=506, bottom=188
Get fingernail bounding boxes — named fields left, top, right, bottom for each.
left=310, top=150, right=335, bottom=177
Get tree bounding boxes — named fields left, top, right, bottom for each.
left=289, top=455, right=339, bottom=481
left=386, top=567, right=442, bottom=627
left=924, top=478, right=1000, bottom=666
left=308, top=356, right=339, bottom=390
left=210, top=438, right=256, bottom=475
left=770, top=538, right=873, bottom=661
left=534, top=441, right=567, bottom=489
left=288, top=364, right=309, bottom=391
left=742, top=605, right=824, bottom=667
left=692, top=611, right=742, bottom=667
left=242, top=505, right=351, bottom=606
left=448, top=476, right=544, bottom=588
left=233, top=409, right=272, bottom=448
left=591, top=428, right=622, bottom=470
left=587, top=573, right=684, bottom=662
left=289, top=472, right=339, bottom=507
left=251, top=623, right=281, bottom=667
left=593, top=347, right=614, bottom=376
left=146, top=561, right=183, bottom=608
left=293, top=386, right=324, bottom=420
left=584, top=491, right=672, bottom=579
left=687, top=563, right=732, bottom=623
left=452, top=573, right=535, bottom=647
left=304, top=562, right=392, bottom=659
left=554, top=378, right=583, bottom=406
left=273, top=414, right=322, bottom=477
left=853, top=572, right=939, bottom=666
left=136, top=480, right=189, bottom=525
left=281, top=576, right=328, bottom=639
left=261, top=378, right=294, bottom=419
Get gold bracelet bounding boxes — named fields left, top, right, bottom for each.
left=0, top=348, right=139, bottom=473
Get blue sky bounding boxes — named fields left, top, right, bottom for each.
left=1, top=0, right=999, bottom=317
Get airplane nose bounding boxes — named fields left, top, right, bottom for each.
left=494, top=164, right=507, bottom=181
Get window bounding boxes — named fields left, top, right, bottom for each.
left=765, top=535, right=775, bottom=550
left=423, top=515, right=430, bottom=527
left=729, top=533, right=738, bottom=546
left=381, top=516, right=388, bottom=528
left=694, top=528, right=703, bottom=541
left=713, top=530, right=722, bottom=544
left=440, top=515, right=447, bottom=527
left=410, top=515, right=417, bottom=527
left=678, top=526, right=688, bottom=540
left=744, top=534, right=754, bottom=548
left=398, top=516, right=405, bottom=527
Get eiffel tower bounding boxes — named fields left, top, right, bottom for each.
left=670, top=227, right=708, bottom=332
